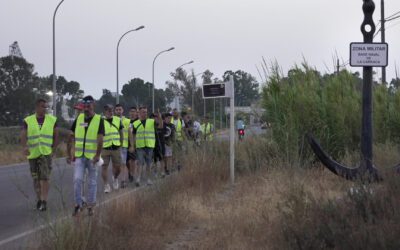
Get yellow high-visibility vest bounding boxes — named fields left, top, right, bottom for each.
left=200, top=122, right=214, bottom=141
left=171, top=117, right=183, bottom=141
left=25, top=114, right=57, bottom=159
left=103, top=116, right=121, bottom=148
left=75, top=113, right=101, bottom=159
left=122, top=117, right=131, bottom=148
left=133, top=119, right=156, bottom=148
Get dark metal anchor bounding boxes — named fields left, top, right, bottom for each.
left=308, top=0, right=382, bottom=182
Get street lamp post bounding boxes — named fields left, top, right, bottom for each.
left=176, top=60, right=194, bottom=71
left=52, top=0, right=65, bottom=116
left=116, top=26, right=145, bottom=104
left=175, top=61, right=194, bottom=112
left=152, top=47, right=175, bottom=112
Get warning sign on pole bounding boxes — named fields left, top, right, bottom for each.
left=350, top=43, right=388, bottom=67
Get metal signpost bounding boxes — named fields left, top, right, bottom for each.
left=308, top=0, right=389, bottom=182
left=203, top=76, right=235, bottom=184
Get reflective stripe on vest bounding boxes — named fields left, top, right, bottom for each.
left=201, top=122, right=214, bottom=141
left=171, top=117, right=183, bottom=141
left=74, top=114, right=101, bottom=159
left=133, top=119, right=156, bottom=148
left=25, top=114, right=57, bottom=159
left=103, top=116, right=121, bottom=148
left=122, top=117, right=130, bottom=148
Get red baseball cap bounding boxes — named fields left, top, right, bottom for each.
left=74, top=103, right=84, bottom=111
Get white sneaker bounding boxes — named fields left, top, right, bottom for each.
left=104, top=184, right=111, bottom=193
left=147, top=179, right=153, bottom=186
left=113, top=177, right=119, bottom=190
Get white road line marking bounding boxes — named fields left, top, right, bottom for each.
left=0, top=184, right=146, bottom=247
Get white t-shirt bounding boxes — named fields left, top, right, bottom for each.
left=193, top=121, right=201, bottom=133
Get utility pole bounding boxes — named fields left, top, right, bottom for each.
left=336, top=59, right=340, bottom=75
left=213, top=99, right=216, bottom=133
left=381, top=0, right=386, bottom=84
left=219, top=98, right=223, bottom=129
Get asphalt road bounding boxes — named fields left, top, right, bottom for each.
left=0, top=125, right=266, bottom=249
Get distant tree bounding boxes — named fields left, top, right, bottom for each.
left=121, top=77, right=169, bottom=112
left=38, top=75, right=85, bottom=118
left=389, top=77, right=400, bottom=92
left=222, top=70, right=259, bottom=106
left=0, top=56, right=40, bottom=126
left=96, top=89, right=116, bottom=114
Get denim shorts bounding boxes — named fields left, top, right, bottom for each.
left=120, top=147, right=128, bottom=164
left=136, top=147, right=154, bottom=167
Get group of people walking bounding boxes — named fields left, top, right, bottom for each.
left=21, top=96, right=214, bottom=216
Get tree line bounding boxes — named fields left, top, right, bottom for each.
left=0, top=55, right=260, bottom=127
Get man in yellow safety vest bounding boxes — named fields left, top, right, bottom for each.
left=132, top=106, right=162, bottom=186
left=200, top=116, right=214, bottom=141
left=67, top=95, right=104, bottom=217
left=101, top=104, right=123, bottom=193
left=171, top=108, right=185, bottom=171
left=114, top=104, right=131, bottom=188
left=21, top=99, right=59, bottom=212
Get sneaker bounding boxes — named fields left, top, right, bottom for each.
left=87, top=207, right=94, bottom=216
left=113, top=177, right=119, bottom=190
left=35, top=200, right=42, bottom=210
left=128, top=174, right=134, bottom=183
left=177, top=164, right=182, bottom=171
left=165, top=169, right=170, bottom=176
left=38, top=200, right=47, bottom=212
left=82, top=197, right=87, bottom=208
left=72, top=205, right=81, bottom=217
left=147, top=179, right=153, bottom=186
left=135, top=181, right=140, bottom=187
left=104, top=184, right=111, bottom=193
left=121, top=181, right=127, bottom=189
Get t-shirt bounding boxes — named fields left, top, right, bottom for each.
left=236, top=120, right=245, bottom=130
left=70, top=115, right=105, bottom=135
left=184, top=119, right=195, bottom=140
left=22, top=116, right=58, bottom=130
left=163, top=123, right=175, bottom=146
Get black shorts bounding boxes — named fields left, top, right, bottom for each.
left=153, top=144, right=165, bottom=162
left=126, top=151, right=136, bottom=164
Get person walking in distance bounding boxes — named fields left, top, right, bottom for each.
left=162, top=113, right=175, bottom=175
left=171, top=109, right=185, bottom=170
left=21, top=99, right=59, bottom=211
left=132, top=106, right=161, bottom=186
left=101, top=104, right=123, bottom=193
left=114, top=104, right=130, bottom=188
left=152, top=112, right=165, bottom=178
left=67, top=96, right=104, bottom=216
left=201, top=116, right=214, bottom=142
left=127, top=107, right=138, bottom=183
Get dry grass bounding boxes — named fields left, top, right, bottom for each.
left=37, top=138, right=400, bottom=250
left=0, top=144, right=67, bottom=166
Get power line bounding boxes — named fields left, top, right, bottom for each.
left=385, top=19, right=400, bottom=31
left=374, top=27, right=382, bottom=38
left=385, top=10, right=400, bottom=20
left=385, top=14, right=400, bottom=22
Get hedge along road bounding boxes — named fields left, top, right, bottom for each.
left=0, top=126, right=264, bottom=248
